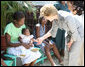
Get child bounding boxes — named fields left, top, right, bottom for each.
left=17, top=28, right=41, bottom=57
left=33, top=17, right=63, bottom=66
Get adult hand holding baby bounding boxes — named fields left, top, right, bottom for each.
left=21, top=43, right=31, bottom=49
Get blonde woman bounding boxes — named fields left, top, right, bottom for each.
left=36, top=4, right=84, bottom=66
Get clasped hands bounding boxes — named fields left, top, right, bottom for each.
left=34, top=37, right=44, bottom=45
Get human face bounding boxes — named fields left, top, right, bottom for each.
left=73, top=10, right=77, bottom=15
left=18, top=18, right=25, bottom=27
left=24, top=29, right=30, bottom=36
left=44, top=15, right=58, bottom=22
left=15, top=18, right=25, bottom=28
left=41, top=18, right=47, bottom=25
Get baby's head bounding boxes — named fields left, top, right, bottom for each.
left=22, top=28, right=30, bottom=36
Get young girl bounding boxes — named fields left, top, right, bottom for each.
left=33, top=16, right=63, bottom=66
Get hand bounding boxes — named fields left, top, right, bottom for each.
left=29, top=42, right=34, bottom=47
left=36, top=37, right=43, bottom=45
left=67, top=38, right=73, bottom=51
left=21, top=43, right=30, bottom=49
left=67, top=42, right=72, bottom=51
left=33, top=39, right=38, bottom=42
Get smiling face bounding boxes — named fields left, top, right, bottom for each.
left=17, top=18, right=25, bottom=27
left=13, top=11, right=25, bottom=28
left=24, top=29, right=30, bottom=36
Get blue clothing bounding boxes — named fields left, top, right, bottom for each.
left=33, top=24, right=46, bottom=53
left=54, top=3, right=70, bottom=12
left=33, top=24, right=54, bottom=53
left=33, top=24, right=46, bottom=38
left=40, top=25, right=46, bottom=37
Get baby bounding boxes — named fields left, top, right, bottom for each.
left=19, top=28, right=35, bottom=46
left=18, top=28, right=39, bottom=56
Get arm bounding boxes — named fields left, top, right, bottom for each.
left=67, top=38, right=73, bottom=51
left=5, top=33, right=21, bottom=47
left=65, top=16, right=82, bottom=51
left=18, top=36, right=23, bottom=43
left=41, top=29, right=52, bottom=40
left=5, top=33, right=31, bottom=49
left=31, top=38, right=36, bottom=42
left=36, top=29, right=52, bottom=44
left=35, top=26, right=40, bottom=38
left=65, top=16, right=82, bottom=42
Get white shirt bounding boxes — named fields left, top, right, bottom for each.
left=19, top=34, right=34, bottom=44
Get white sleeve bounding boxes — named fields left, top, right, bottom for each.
left=65, top=16, right=81, bottom=41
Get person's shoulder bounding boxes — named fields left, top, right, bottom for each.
left=5, top=22, right=13, bottom=29
left=4, top=22, right=13, bottom=35
left=65, top=15, right=76, bottom=24
left=64, top=12, right=74, bottom=20
left=58, top=10, right=71, bottom=18
left=58, top=13, right=65, bottom=21
left=6, top=22, right=13, bottom=27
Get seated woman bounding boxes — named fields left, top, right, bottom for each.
left=33, top=16, right=63, bottom=66
left=4, top=11, right=41, bottom=66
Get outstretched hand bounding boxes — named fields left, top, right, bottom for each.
left=35, top=37, right=43, bottom=45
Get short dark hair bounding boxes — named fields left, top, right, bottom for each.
left=13, top=11, right=25, bottom=21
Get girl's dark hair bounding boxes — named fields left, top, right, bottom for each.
left=38, top=16, right=44, bottom=24
left=13, top=11, right=25, bottom=21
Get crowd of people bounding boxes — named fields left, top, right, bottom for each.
left=1, top=1, right=84, bottom=66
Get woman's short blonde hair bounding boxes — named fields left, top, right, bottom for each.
left=40, top=4, right=58, bottom=17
